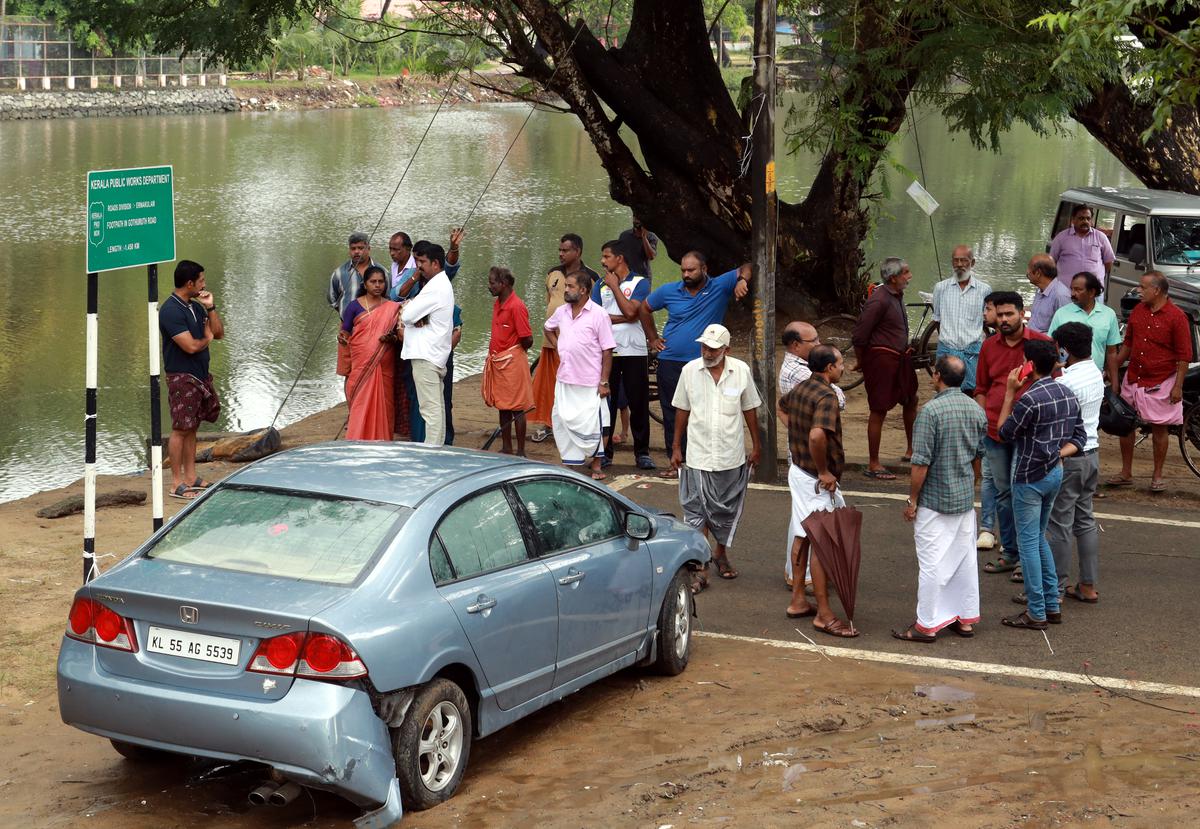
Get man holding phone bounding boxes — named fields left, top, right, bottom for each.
left=973, top=291, right=1053, bottom=578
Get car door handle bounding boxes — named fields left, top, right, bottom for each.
left=466, top=596, right=497, bottom=614
left=558, top=569, right=586, bottom=585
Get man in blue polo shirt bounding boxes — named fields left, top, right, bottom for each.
left=638, top=250, right=750, bottom=475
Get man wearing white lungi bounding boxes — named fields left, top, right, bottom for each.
left=545, top=270, right=615, bottom=480
left=670, top=324, right=762, bottom=591
left=779, top=345, right=858, bottom=638
left=893, top=355, right=988, bottom=643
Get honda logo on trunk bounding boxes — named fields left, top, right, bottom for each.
left=179, top=606, right=199, bottom=625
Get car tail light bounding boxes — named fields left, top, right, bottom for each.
left=247, top=632, right=367, bottom=680
left=65, top=597, right=138, bottom=652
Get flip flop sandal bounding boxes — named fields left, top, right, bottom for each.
left=713, top=557, right=739, bottom=580
left=1150, top=479, right=1167, bottom=493
left=1010, top=567, right=1024, bottom=583
left=948, top=621, right=975, bottom=638
left=1105, top=476, right=1133, bottom=487
left=168, top=483, right=197, bottom=500
left=590, top=471, right=608, bottom=481
left=862, top=469, right=897, bottom=480
left=891, top=625, right=936, bottom=643
left=982, top=558, right=1018, bottom=573
left=1065, top=584, right=1099, bottom=604
left=813, top=618, right=859, bottom=638
left=689, top=568, right=709, bottom=595
left=657, top=468, right=679, bottom=480
left=192, top=477, right=213, bottom=489
left=786, top=604, right=817, bottom=619
left=1000, top=611, right=1047, bottom=630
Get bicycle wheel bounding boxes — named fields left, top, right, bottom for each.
left=814, top=314, right=864, bottom=391
left=915, top=320, right=940, bottom=376
left=1179, top=402, right=1200, bottom=479
left=647, top=355, right=663, bottom=424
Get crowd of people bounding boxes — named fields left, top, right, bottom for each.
left=158, top=211, right=1192, bottom=645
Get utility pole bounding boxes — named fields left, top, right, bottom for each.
left=749, top=0, right=777, bottom=483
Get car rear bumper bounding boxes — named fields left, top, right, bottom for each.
left=57, top=637, right=400, bottom=821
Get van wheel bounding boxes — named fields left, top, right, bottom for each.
left=653, top=568, right=693, bottom=676
left=393, top=679, right=472, bottom=811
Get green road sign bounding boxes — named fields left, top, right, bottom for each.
left=86, top=165, right=176, bottom=273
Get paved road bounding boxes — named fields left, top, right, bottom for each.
left=615, top=476, right=1200, bottom=688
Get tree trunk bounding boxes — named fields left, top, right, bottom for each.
left=1071, top=81, right=1200, bottom=196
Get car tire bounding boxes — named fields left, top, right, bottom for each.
left=653, top=567, right=693, bottom=676
left=393, top=678, right=473, bottom=811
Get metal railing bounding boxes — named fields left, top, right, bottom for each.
left=0, top=17, right=225, bottom=90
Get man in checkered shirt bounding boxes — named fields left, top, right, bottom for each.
left=997, top=339, right=1086, bottom=631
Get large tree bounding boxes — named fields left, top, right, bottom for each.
left=54, top=0, right=1200, bottom=314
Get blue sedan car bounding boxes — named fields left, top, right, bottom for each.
left=57, top=443, right=709, bottom=825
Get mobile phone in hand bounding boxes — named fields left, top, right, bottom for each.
left=1018, top=360, right=1034, bottom=382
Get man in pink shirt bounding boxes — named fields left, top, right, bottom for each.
left=544, top=271, right=616, bottom=479
left=1048, top=205, right=1114, bottom=290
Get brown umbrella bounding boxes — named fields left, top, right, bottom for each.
left=801, top=487, right=863, bottom=624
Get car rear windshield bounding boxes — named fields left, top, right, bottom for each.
left=1151, top=216, right=1200, bottom=266
left=145, top=487, right=406, bottom=585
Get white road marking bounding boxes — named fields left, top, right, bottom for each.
left=611, top=475, right=1200, bottom=529
left=696, top=631, right=1200, bottom=700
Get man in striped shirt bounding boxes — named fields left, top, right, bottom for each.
left=997, top=339, right=1086, bottom=630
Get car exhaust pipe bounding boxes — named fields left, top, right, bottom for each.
left=269, top=781, right=304, bottom=807
left=248, top=782, right=280, bottom=806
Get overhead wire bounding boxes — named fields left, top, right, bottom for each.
left=907, top=106, right=942, bottom=279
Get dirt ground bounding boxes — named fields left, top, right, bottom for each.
left=3, top=352, right=1199, bottom=827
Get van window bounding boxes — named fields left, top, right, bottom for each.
left=1093, top=208, right=1116, bottom=247
left=1151, top=216, right=1200, bottom=266
left=1114, top=214, right=1147, bottom=258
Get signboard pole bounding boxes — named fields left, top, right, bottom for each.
left=147, top=264, right=164, bottom=531
left=83, top=272, right=99, bottom=584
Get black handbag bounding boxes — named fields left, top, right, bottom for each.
left=1099, top=387, right=1138, bottom=437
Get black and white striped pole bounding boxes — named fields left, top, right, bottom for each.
left=83, top=271, right=99, bottom=584
left=148, top=263, right=164, bottom=531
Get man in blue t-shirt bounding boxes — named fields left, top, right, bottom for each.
left=158, top=259, right=225, bottom=500
left=594, top=238, right=655, bottom=470
left=638, top=251, right=751, bottom=471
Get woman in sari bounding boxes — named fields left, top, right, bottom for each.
left=337, top=265, right=401, bottom=440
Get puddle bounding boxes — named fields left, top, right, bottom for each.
left=781, top=764, right=808, bottom=791
left=915, top=714, right=976, bottom=729
left=914, top=684, right=975, bottom=702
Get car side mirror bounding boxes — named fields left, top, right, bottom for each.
left=625, top=512, right=654, bottom=540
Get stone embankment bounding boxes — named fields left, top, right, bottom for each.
left=0, top=87, right=238, bottom=120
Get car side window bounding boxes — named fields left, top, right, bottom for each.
left=514, top=479, right=623, bottom=555
left=434, top=489, right=530, bottom=581
left=429, top=535, right=456, bottom=585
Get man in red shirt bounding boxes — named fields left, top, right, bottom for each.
left=973, top=291, right=1052, bottom=575
left=482, top=266, right=535, bottom=456
left=1110, top=272, right=1193, bottom=492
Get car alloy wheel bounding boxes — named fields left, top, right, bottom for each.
left=418, top=701, right=464, bottom=792
left=672, top=581, right=691, bottom=660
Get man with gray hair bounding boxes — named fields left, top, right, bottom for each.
left=931, top=245, right=990, bottom=394
left=852, top=257, right=918, bottom=479
left=893, top=354, right=987, bottom=642
left=328, top=232, right=384, bottom=315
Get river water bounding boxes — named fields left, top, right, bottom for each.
left=0, top=103, right=1136, bottom=501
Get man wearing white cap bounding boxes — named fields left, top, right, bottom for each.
left=670, top=324, right=763, bottom=591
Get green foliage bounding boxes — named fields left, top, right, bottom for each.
left=1032, top=0, right=1200, bottom=138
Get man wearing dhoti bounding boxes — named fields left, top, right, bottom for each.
left=670, top=324, right=762, bottom=591
left=892, top=355, right=988, bottom=642
left=545, top=270, right=615, bottom=479
left=482, top=266, right=535, bottom=456
left=780, top=345, right=858, bottom=638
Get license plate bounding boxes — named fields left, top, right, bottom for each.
left=147, top=625, right=242, bottom=666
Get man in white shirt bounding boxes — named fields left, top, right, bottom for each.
left=671, top=324, right=763, bottom=590
left=400, top=242, right=456, bottom=446
left=595, top=239, right=655, bottom=470
left=1046, top=322, right=1104, bottom=603
left=930, top=245, right=991, bottom=394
